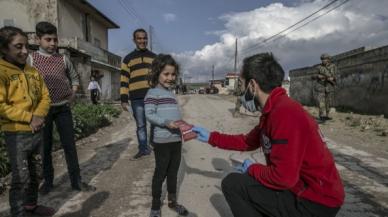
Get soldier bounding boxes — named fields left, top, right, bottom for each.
left=233, top=77, right=243, bottom=117
left=314, top=53, right=337, bottom=122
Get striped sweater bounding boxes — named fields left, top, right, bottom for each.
left=144, top=86, right=182, bottom=144
left=120, top=49, right=156, bottom=102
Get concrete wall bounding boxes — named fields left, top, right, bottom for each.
left=225, top=77, right=237, bottom=90
left=110, top=70, right=121, bottom=101
left=73, top=56, right=92, bottom=96
left=89, top=18, right=108, bottom=49
left=289, top=46, right=388, bottom=116
left=92, top=64, right=121, bottom=101
left=0, top=0, right=108, bottom=50
left=57, top=0, right=108, bottom=49
left=0, top=0, right=58, bottom=31
left=57, top=0, right=84, bottom=40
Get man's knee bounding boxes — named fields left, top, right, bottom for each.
left=222, top=173, right=244, bottom=194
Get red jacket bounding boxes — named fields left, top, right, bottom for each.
left=209, top=87, right=344, bottom=208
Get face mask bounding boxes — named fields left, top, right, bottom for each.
left=240, top=83, right=260, bottom=113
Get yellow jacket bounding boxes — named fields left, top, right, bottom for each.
left=0, top=59, right=50, bottom=132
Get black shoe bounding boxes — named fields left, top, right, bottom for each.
left=168, top=201, right=188, bottom=216
left=39, top=183, right=53, bottom=195
left=320, top=116, right=332, bottom=121
left=72, top=182, right=96, bottom=192
left=132, top=151, right=151, bottom=160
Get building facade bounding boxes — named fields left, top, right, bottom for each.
left=0, top=0, right=121, bottom=101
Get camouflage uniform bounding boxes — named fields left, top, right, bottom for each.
left=233, top=78, right=243, bottom=116
left=314, top=55, right=337, bottom=119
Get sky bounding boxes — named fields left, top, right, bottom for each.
left=89, top=0, right=388, bottom=82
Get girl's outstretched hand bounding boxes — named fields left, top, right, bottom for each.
left=167, top=121, right=179, bottom=129
left=192, top=126, right=210, bottom=143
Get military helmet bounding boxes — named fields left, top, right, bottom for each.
left=320, top=53, right=331, bottom=60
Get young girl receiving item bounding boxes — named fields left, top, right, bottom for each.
left=0, top=26, right=54, bottom=217
left=144, top=54, right=189, bottom=217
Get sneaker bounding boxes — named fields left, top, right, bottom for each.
left=39, top=183, right=54, bottom=195
left=72, top=181, right=96, bottom=192
left=149, top=209, right=161, bottom=217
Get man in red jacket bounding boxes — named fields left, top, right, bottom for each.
left=192, top=53, right=344, bottom=217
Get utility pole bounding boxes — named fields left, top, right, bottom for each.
left=234, top=38, right=238, bottom=73
left=211, top=65, right=215, bottom=84
left=233, top=38, right=239, bottom=95
left=149, top=25, right=153, bottom=51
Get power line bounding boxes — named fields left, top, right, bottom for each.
left=117, top=0, right=165, bottom=52
left=262, top=0, right=339, bottom=44
left=123, top=0, right=147, bottom=26
left=242, top=0, right=347, bottom=54
left=270, top=0, right=350, bottom=44
left=118, top=0, right=147, bottom=26
left=118, top=0, right=141, bottom=25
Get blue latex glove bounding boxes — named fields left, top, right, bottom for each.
left=235, top=159, right=254, bottom=173
left=192, top=126, right=210, bottom=143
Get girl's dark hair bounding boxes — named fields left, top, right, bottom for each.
left=241, top=52, right=285, bottom=93
left=0, top=26, right=27, bottom=55
left=149, top=54, right=180, bottom=88
left=36, top=21, right=57, bottom=37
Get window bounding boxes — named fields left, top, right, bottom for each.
left=3, top=19, right=14, bottom=26
left=81, top=13, right=90, bottom=42
left=225, top=78, right=229, bottom=86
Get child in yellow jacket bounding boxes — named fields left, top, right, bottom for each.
left=0, top=26, right=54, bottom=217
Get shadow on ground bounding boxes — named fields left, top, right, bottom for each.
left=0, top=138, right=130, bottom=217
left=338, top=180, right=388, bottom=217
left=210, top=193, right=232, bottom=217
left=59, top=191, right=110, bottom=217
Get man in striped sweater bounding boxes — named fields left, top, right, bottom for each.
left=120, top=28, right=156, bottom=159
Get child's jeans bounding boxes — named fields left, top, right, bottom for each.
left=4, top=131, right=43, bottom=217
left=151, top=141, right=182, bottom=210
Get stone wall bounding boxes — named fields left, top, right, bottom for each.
left=0, top=0, right=58, bottom=31
left=289, top=46, right=388, bottom=116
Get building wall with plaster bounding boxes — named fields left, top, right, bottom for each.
left=289, top=46, right=388, bottom=116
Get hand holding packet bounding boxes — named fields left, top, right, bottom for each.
left=173, top=120, right=197, bottom=142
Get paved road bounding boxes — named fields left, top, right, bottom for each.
left=0, top=95, right=387, bottom=217
left=176, top=95, right=388, bottom=217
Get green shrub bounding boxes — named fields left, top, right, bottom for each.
left=72, top=103, right=121, bottom=139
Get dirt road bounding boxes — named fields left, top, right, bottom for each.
left=0, top=95, right=387, bottom=217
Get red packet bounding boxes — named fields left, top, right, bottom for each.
left=174, top=120, right=197, bottom=142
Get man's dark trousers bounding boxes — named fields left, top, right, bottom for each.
left=5, top=131, right=42, bottom=217
left=222, top=173, right=340, bottom=217
left=42, top=104, right=81, bottom=187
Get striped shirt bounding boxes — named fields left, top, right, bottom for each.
left=120, top=49, right=156, bottom=102
left=144, top=86, right=182, bottom=144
